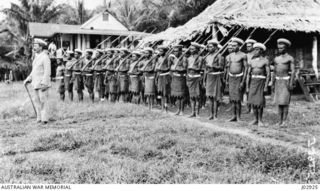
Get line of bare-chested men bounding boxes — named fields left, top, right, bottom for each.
left=56, top=35, right=295, bottom=127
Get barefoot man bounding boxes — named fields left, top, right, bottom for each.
left=246, top=42, right=270, bottom=126
left=170, top=45, right=187, bottom=115
left=272, top=38, right=295, bottom=127
left=204, top=39, right=223, bottom=120
left=244, top=39, right=257, bottom=114
left=226, top=37, right=248, bottom=122
left=24, top=38, right=51, bottom=124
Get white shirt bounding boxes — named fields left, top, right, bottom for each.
left=27, top=51, right=51, bottom=90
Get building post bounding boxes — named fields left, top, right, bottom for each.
left=312, top=36, right=318, bottom=79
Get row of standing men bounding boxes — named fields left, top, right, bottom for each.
left=55, top=37, right=295, bottom=127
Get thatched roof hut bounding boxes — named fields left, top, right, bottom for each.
left=142, top=0, right=320, bottom=44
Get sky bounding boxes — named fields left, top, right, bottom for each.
left=0, top=0, right=105, bottom=20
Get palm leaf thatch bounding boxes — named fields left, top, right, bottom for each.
left=142, top=0, right=320, bottom=45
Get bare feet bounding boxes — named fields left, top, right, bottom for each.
left=227, top=116, right=237, bottom=122
left=175, top=110, right=180, bottom=116
left=249, top=120, right=258, bottom=125
left=258, top=121, right=265, bottom=127
left=208, top=116, right=214, bottom=120
left=276, top=121, right=283, bottom=126
left=189, top=113, right=196, bottom=118
left=280, top=121, right=288, bottom=128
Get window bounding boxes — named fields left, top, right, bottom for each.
left=103, top=12, right=109, bottom=21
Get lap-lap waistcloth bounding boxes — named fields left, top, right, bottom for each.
left=74, top=74, right=84, bottom=91
left=57, top=79, right=65, bottom=93
left=157, top=73, right=171, bottom=96
left=274, top=78, right=291, bottom=105
left=248, top=78, right=265, bottom=108
left=65, top=75, right=73, bottom=92
left=130, top=75, right=142, bottom=94
left=108, top=75, right=118, bottom=94
left=94, top=73, right=105, bottom=93
left=118, top=75, right=129, bottom=93
left=187, top=75, right=202, bottom=99
left=206, top=73, right=223, bottom=101
left=171, top=74, right=186, bottom=98
left=85, top=75, right=94, bottom=94
left=144, top=73, right=156, bottom=96
left=228, top=75, right=244, bottom=103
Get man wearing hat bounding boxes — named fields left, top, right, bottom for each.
left=246, top=42, right=270, bottom=127
left=272, top=38, right=295, bottom=127
left=81, top=49, right=95, bottom=102
left=64, top=50, right=76, bottom=101
left=24, top=38, right=51, bottom=124
left=139, top=47, right=157, bottom=110
left=203, top=39, right=224, bottom=120
left=105, top=48, right=121, bottom=102
left=72, top=49, right=84, bottom=101
left=102, top=48, right=114, bottom=101
left=226, top=37, right=248, bottom=122
left=155, top=45, right=171, bottom=112
left=170, top=45, right=187, bottom=115
left=128, top=51, right=143, bottom=104
left=55, top=56, right=65, bottom=101
left=115, top=48, right=130, bottom=102
left=244, top=39, right=257, bottom=113
left=92, top=49, right=106, bottom=101
left=185, top=42, right=204, bottom=118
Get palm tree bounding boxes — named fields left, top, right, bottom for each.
left=1, top=0, right=64, bottom=35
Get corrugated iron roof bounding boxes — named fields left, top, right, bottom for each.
left=28, top=22, right=149, bottom=37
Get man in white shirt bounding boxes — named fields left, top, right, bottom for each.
left=24, top=38, right=51, bottom=124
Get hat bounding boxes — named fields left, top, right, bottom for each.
left=190, top=42, right=205, bottom=49
left=253, top=42, right=267, bottom=51
left=74, top=49, right=82, bottom=54
left=207, top=39, right=219, bottom=45
left=245, top=39, right=257, bottom=44
left=33, top=38, right=47, bottom=46
left=66, top=50, right=74, bottom=54
left=172, top=45, right=183, bottom=49
left=85, top=49, right=93, bottom=54
left=277, top=38, right=291, bottom=47
left=157, top=45, right=168, bottom=50
left=143, top=47, right=154, bottom=53
left=132, top=51, right=142, bottom=56
left=231, top=37, right=244, bottom=45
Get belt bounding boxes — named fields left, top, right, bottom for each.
left=73, top=72, right=81, bottom=75
left=65, top=74, right=72, bottom=77
left=55, top=77, right=64, bottom=80
left=159, top=72, right=170, bottom=76
left=119, top=74, right=128, bottom=77
left=276, top=76, right=290, bottom=80
left=188, top=74, right=201, bottom=78
left=85, top=74, right=93, bottom=76
left=251, top=75, right=266, bottom=79
left=146, top=76, right=155, bottom=79
left=229, top=72, right=243, bottom=77
left=208, top=71, right=223, bottom=75
left=130, top=75, right=139, bottom=77
left=173, top=73, right=186, bottom=77
left=95, top=73, right=103, bottom=75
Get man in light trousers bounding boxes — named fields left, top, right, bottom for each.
left=24, top=38, right=51, bottom=124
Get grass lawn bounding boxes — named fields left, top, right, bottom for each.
left=0, top=82, right=319, bottom=183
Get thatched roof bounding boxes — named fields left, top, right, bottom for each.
left=142, top=0, right=320, bottom=45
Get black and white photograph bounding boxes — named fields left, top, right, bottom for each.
left=0, top=0, right=319, bottom=189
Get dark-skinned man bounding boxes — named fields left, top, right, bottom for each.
left=56, top=57, right=65, bottom=101
left=105, top=48, right=120, bottom=102
left=246, top=42, right=270, bottom=127
left=244, top=39, right=257, bottom=114
left=272, top=38, right=295, bottom=127
left=92, top=49, right=105, bottom=101
left=102, top=48, right=114, bottom=101
left=155, top=45, right=171, bottom=112
left=185, top=42, right=205, bottom=118
left=115, top=48, right=130, bottom=102
left=139, top=47, right=157, bottom=110
left=226, top=37, right=248, bottom=122
left=64, top=50, right=76, bottom=101
left=170, top=45, right=187, bottom=116
left=81, top=49, right=95, bottom=102
left=128, top=51, right=143, bottom=104
left=72, top=49, right=84, bottom=101
left=203, top=39, right=224, bottom=120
